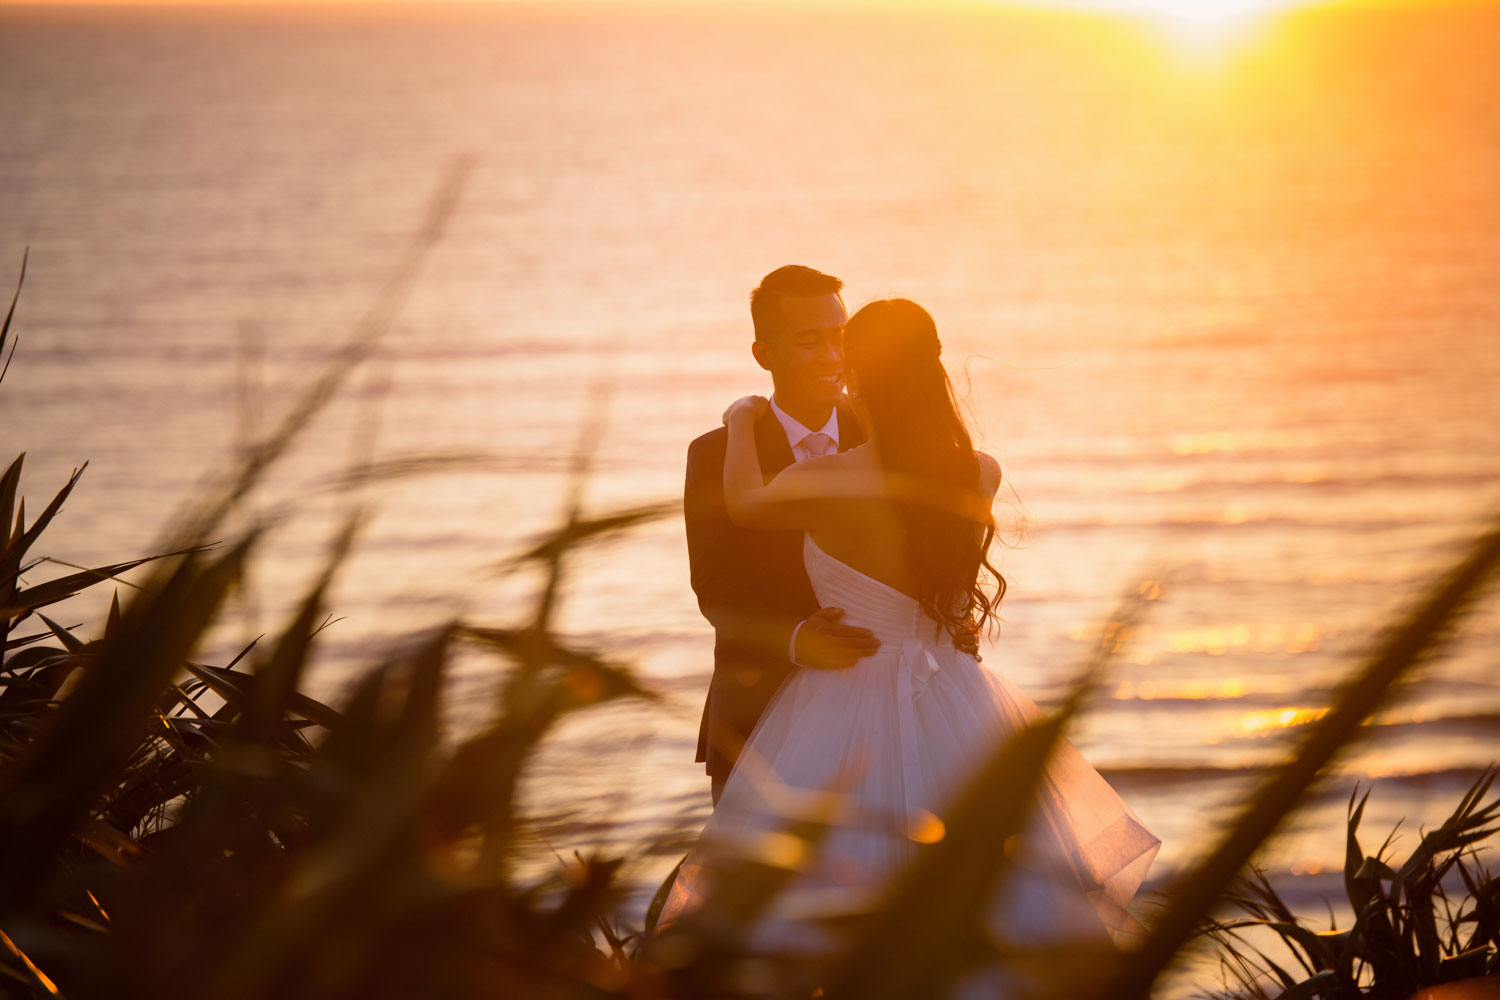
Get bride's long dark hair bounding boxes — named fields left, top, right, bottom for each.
left=843, top=299, right=1006, bottom=638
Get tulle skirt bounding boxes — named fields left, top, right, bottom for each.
left=659, top=636, right=1160, bottom=982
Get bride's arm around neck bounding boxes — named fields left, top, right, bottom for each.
left=721, top=396, right=857, bottom=532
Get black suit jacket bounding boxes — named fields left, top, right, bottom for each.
left=684, top=401, right=866, bottom=779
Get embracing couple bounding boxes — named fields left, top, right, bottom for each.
left=663, top=265, right=1159, bottom=971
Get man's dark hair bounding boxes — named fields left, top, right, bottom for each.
left=749, top=265, right=844, bottom=342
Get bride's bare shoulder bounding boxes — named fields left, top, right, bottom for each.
left=975, top=450, right=1002, bottom=498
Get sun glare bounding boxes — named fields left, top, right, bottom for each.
left=1030, top=0, right=1309, bottom=60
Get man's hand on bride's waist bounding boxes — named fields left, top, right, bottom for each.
left=793, top=607, right=881, bottom=671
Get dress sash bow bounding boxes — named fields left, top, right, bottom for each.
left=895, top=637, right=944, bottom=832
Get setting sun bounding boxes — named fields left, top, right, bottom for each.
left=1033, top=0, right=1310, bottom=15
left=1025, top=0, right=1319, bottom=57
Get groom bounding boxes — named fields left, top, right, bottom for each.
left=684, top=264, right=883, bottom=807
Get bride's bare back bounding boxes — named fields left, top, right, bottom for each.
left=802, top=445, right=922, bottom=597
left=772, top=443, right=1002, bottom=600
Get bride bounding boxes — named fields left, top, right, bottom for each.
left=658, top=298, right=1159, bottom=984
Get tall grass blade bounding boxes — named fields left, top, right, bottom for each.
left=505, top=502, right=678, bottom=569
left=184, top=661, right=341, bottom=731
left=0, top=925, right=58, bottom=995
left=644, top=856, right=686, bottom=940
left=465, top=624, right=659, bottom=705
left=1, top=454, right=24, bottom=649
left=2, top=629, right=67, bottom=653
left=105, top=589, right=121, bottom=637
left=242, top=515, right=359, bottom=745
left=0, top=454, right=21, bottom=559
left=0, top=249, right=26, bottom=390
left=172, top=159, right=473, bottom=550
left=34, top=614, right=83, bottom=654
left=1088, top=514, right=1500, bottom=1000
left=14, top=464, right=86, bottom=558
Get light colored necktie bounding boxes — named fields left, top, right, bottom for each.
left=801, top=432, right=836, bottom=460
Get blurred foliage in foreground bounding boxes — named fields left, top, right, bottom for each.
left=1204, top=778, right=1500, bottom=1000
left=3, top=224, right=1499, bottom=1000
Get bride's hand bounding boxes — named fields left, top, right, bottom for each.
left=722, top=395, right=769, bottom=426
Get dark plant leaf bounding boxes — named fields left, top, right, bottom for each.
left=644, top=855, right=686, bottom=941
left=0, top=645, right=70, bottom=677
left=242, top=515, right=359, bottom=746
left=1439, top=946, right=1491, bottom=982
left=105, top=589, right=122, bottom=639
left=36, top=614, right=83, bottom=655
left=0, top=532, right=253, bottom=918
left=2, top=629, right=66, bottom=653
left=14, top=463, right=87, bottom=561
left=0, top=454, right=22, bottom=566
left=1, top=546, right=207, bottom=620
left=1274, top=968, right=1336, bottom=1000
left=0, top=248, right=25, bottom=390
left=504, top=502, right=677, bottom=569
left=1347, top=786, right=1373, bottom=915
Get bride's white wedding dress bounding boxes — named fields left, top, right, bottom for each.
left=661, top=533, right=1159, bottom=980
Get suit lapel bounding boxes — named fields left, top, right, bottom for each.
left=755, top=399, right=864, bottom=472
left=755, top=410, right=796, bottom=478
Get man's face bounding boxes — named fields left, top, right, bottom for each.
left=752, top=292, right=849, bottom=409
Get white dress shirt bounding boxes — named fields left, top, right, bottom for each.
left=770, top=395, right=840, bottom=460
left=769, top=395, right=840, bottom=665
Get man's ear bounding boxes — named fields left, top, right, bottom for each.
left=750, top=339, right=773, bottom=373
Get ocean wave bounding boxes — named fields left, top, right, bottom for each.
left=1100, top=763, right=1495, bottom=793
left=1128, top=468, right=1500, bottom=497
left=1031, top=513, right=1475, bottom=532
left=1014, top=444, right=1500, bottom=472
left=27, top=336, right=594, bottom=366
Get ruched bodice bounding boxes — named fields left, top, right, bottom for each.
left=803, top=533, right=944, bottom=645
left=805, top=532, right=959, bottom=834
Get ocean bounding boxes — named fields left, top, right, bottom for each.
left=3, top=0, right=1498, bottom=981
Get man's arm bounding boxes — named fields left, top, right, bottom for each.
left=685, top=433, right=802, bottom=667
left=686, top=433, right=878, bottom=671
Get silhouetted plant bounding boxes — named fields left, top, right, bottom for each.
left=1058, top=518, right=1500, bottom=1000
left=1200, top=775, right=1500, bottom=1000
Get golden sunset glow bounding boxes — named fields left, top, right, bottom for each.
left=1236, top=706, right=1331, bottom=734
left=1044, top=0, right=1309, bottom=59
left=1078, top=621, right=1326, bottom=660
left=1114, top=676, right=1266, bottom=701
left=1030, top=0, right=1314, bottom=22
left=5, top=0, right=1497, bottom=989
